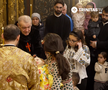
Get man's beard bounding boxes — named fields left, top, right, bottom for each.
left=102, top=18, right=108, bottom=23
left=55, top=10, right=62, bottom=15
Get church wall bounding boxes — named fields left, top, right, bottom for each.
left=0, top=0, right=25, bottom=44
left=33, top=0, right=73, bottom=24
left=93, top=0, right=108, bottom=8
left=0, top=0, right=108, bottom=45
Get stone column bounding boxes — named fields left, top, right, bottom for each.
left=18, top=0, right=25, bottom=16
left=0, top=0, right=4, bottom=44
left=8, top=0, right=16, bottom=24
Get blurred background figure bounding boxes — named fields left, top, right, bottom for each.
left=83, top=2, right=96, bottom=30
left=62, top=3, right=74, bottom=31
left=31, top=13, right=45, bottom=40
left=72, top=3, right=85, bottom=31
left=45, top=0, right=71, bottom=48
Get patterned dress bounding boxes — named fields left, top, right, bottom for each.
left=63, top=45, right=90, bottom=83
left=38, top=64, right=53, bottom=90
left=45, top=56, right=73, bottom=90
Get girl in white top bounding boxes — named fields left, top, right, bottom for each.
left=94, top=52, right=108, bottom=90
left=63, top=30, right=90, bottom=90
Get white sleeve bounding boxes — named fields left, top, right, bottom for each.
left=63, top=46, right=68, bottom=59
left=95, top=62, right=103, bottom=73
left=73, top=46, right=90, bottom=66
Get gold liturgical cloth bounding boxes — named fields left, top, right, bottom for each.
left=0, top=46, right=40, bottom=90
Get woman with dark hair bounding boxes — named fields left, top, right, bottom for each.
left=43, top=33, right=73, bottom=90
left=63, top=30, right=90, bottom=90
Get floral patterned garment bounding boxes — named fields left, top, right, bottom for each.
left=63, top=45, right=90, bottom=83
left=45, top=56, right=73, bottom=90
left=38, top=64, right=53, bottom=90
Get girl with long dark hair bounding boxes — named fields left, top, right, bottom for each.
left=43, top=33, right=73, bottom=90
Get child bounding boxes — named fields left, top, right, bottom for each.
left=85, top=11, right=101, bottom=47
left=63, top=30, right=90, bottom=90
left=94, top=52, right=108, bottom=90
left=31, top=13, right=45, bottom=40
left=35, top=57, right=64, bottom=90
left=35, top=57, right=53, bottom=90
left=72, top=72, right=80, bottom=90
left=43, top=33, right=73, bottom=90
left=72, top=3, right=85, bottom=31
left=83, top=2, right=96, bottom=30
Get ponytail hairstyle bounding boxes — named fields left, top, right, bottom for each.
left=44, top=33, right=70, bottom=80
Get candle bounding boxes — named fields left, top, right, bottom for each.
left=30, top=4, right=32, bottom=17
left=30, top=0, right=33, bottom=17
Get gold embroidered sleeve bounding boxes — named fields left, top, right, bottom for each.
left=28, top=57, right=40, bottom=90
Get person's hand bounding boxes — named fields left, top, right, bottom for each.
left=33, top=54, right=36, bottom=58
left=34, top=57, right=45, bottom=67
left=81, top=30, right=84, bottom=35
left=90, top=41, right=97, bottom=48
left=93, top=35, right=96, bottom=39
left=76, top=41, right=82, bottom=49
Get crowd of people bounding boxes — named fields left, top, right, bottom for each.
left=0, top=0, right=108, bottom=90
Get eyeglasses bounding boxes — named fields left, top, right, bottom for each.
left=68, top=38, right=77, bottom=43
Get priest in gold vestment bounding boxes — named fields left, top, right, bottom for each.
left=0, top=24, right=40, bottom=90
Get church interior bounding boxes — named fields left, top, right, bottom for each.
left=1, top=0, right=108, bottom=90
left=0, top=0, right=108, bottom=45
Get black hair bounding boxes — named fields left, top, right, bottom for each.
left=67, top=30, right=84, bottom=50
left=4, top=24, right=20, bottom=41
left=100, top=52, right=107, bottom=59
left=72, top=72, right=80, bottom=86
left=44, top=33, right=70, bottom=80
left=54, top=0, right=64, bottom=6
left=103, top=6, right=108, bottom=13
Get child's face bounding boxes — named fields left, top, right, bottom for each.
left=32, top=17, right=40, bottom=26
left=98, top=54, right=106, bottom=64
left=35, top=57, right=44, bottom=67
left=86, top=5, right=93, bottom=15
left=68, top=35, right=78, bottom=47
left=77, top=5, right=83, bottom=13
left=91, top=16, right=99, bottom=22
